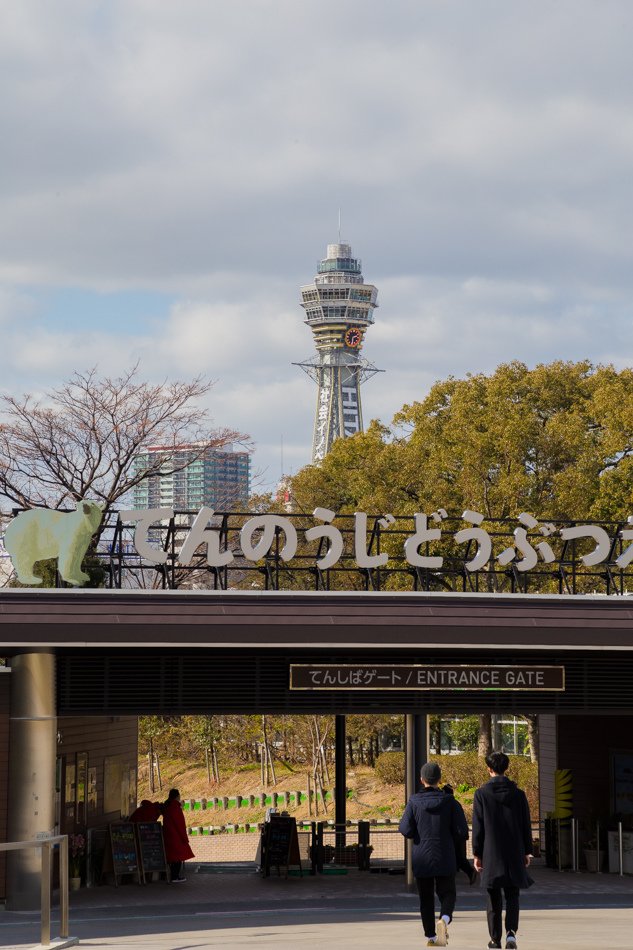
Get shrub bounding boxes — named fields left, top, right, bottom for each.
left=434, top=752, right=488, bottom=790
left=375, top=751, right=405, bottom=785
left=374, top=750, right=538, bottom=816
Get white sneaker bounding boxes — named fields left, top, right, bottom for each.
left=436, top=919, right=448, bottom=946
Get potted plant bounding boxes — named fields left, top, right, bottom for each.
left=69, top=832, right=85, bottom=890
left=583, top=833, right=605, bottom=872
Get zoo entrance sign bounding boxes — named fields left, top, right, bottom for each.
left=113, top=506, right=633, bottom=572
left=4, top=503, right=633, bottom=587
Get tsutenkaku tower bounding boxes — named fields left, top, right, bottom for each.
left=295, top=241, right=382, bottom=463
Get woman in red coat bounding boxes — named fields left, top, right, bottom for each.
left=162, top=788, right=194, bottom=882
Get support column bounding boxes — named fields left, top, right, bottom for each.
left=538, top=714, right=557, bottom=819
left=405, top=713, right=428, bottom=888
left=6, top=653, right=57, bottom=911
left=334, top=715, right=346, bottom=851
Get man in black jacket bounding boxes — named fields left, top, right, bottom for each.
left=399, top=761, right=469, bottom=947
left=472, top=751, right=534, bottom=950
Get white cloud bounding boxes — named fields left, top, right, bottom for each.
left=0, top=1, right=632, bottom=490
left=1, top=270, right=631, bottom=490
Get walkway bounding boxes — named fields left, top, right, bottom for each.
left=1, top=866, right=632, bottom=949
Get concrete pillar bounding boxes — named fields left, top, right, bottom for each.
left=6, top=653, right=57, bottom=911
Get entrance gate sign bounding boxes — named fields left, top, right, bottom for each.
left=289, top=664, right=566, bottom=691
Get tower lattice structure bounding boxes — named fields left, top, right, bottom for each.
left=295, top=241, right=382, bottom=463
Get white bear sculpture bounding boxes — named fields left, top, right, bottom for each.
left=4, top=501, right=103, bottom=587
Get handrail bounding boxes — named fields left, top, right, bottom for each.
left=0, top=834, right=76, bottom=947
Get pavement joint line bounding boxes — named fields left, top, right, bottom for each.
left=1, top=906, right=418, bottom=927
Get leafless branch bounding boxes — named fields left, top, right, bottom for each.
left=0, top=366, right=252, bottom=538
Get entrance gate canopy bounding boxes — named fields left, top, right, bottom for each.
left=1, top=589, right=632, bottom=715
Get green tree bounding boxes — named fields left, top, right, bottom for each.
left=290, top=361, right=633, bottom=522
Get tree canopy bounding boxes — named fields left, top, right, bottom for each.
left=289, top=360, right=633, bottom=523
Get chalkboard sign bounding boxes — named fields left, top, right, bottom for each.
left=262, top=816, right=302, bottom=878
left=107, top=821, right=141, bottom=886
left=136, top=822, right=167, bottom=882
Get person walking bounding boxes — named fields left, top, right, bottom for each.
left=472, top=752, right=534, bottom=950
left=399, top=762, right=469, bottom=946
left=162, top=788, right=195, bottom=883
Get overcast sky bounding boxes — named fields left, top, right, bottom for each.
left=2, top=0, right=632, bottom=493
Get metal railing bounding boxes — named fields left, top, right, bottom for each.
left=545, top=817, right=632, bottom=875
left=0, top=835, right=77, bottom=947
left=310, top=821, right=372, bottom=872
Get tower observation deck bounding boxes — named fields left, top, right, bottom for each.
left=294, top=241, right=383, bottom=463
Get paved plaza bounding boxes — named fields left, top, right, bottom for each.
left=1, top=866, right=632, bottom=949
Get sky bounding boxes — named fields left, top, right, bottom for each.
left=1, top=0, right=633, bottom=493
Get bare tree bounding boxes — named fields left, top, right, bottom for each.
left=0, top=366, right=250, bottom=534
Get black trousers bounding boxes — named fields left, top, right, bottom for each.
left=170, top=860, right=183, bottom=881
left=415, top=875, right=456, bottom=938
left=486, top=885, right=519, bottom=943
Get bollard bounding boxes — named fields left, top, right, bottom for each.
left=619, top=821, right=624, bottom=877
left=571, top=818, right=577, bottom=871
left=249, top=794, right=256, bottom=808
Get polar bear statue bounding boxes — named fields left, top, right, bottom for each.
left=4, top=501, right=103, bottom=587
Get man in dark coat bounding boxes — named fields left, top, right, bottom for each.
left=472, top=751, right=534, bottom=950
left=399, top=761, right=469, bottom=946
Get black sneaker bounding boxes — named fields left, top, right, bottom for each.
left=505, top=934, right=517, bottom=949
left=488, top=942, right=501, bottom=949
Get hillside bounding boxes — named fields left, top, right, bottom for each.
left=137, top=753, right=539, bottom=829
